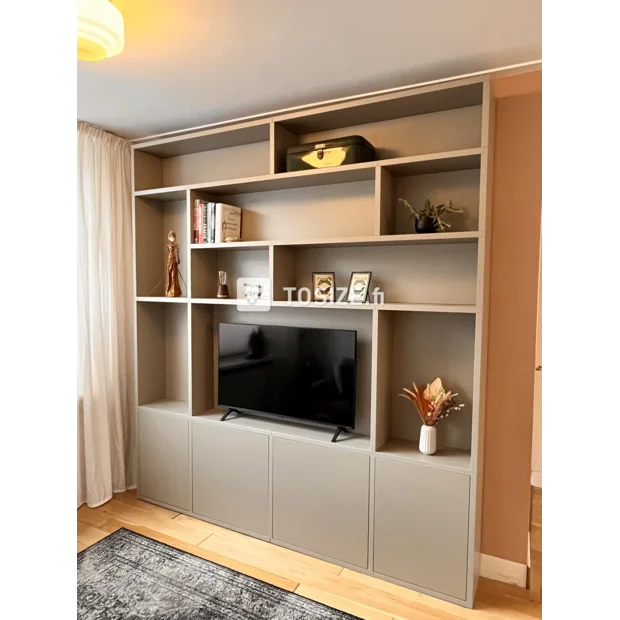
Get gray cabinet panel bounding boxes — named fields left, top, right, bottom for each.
left=138, top=408, right=190, bottom=510
left=272, top=438, right=369, bottom=568
left=373, top=457, right=470, bottom=599
left=192, top=422, right=270, bottom=536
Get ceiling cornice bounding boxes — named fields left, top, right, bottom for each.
left=130, top=59, right=542, bottom=145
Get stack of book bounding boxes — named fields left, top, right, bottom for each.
left=193, top=200, right=242, bottom=244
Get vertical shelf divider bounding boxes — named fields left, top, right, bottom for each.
left=375, top=167, right=395, bottom=236
left=370, top=308, right=394, bottom=451
left=270, top=121, right=298, bottom=175
left=469, top=77, right=495, bottom=601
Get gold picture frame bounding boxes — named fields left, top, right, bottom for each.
left=347, top=272, right=372, bottom=303
left=312, top=272, right=335, bottom=302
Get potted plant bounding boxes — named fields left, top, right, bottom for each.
left=399, top=378, right=464, bottom=455
left=399, top=198, right=463, bottom=233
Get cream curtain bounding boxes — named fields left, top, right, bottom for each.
left=77, top=121, right=135, bottom=507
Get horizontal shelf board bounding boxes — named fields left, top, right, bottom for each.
left=195, top=409, right=371, bottom=452
left=380, top=302, right=477, bottom=314
left=377, top=438, right=471, bottom=474
left=383, top=149, right=481, bottom=176
left=196, top=164, right=376, bottom=195
left=136, top=296, right=188, bottom=304
left=271, top=301, right=477, bottom=313
left=138, top=398, right=189, bottom=415
left=134, top=187, right=187, bottom=202
left=277, top=231, right=481, bottom=248
left=191, top=298, right=240, bottom=305
left=271, top=301, right=373, bottom=311
left=191, top=232, right=480, bottom=251
left=191, top=240, right=271, bottom=250
left=132, top=120, right=271, bottom=158
left=134, top=148, right=483, bottom=198
left=275, top=80, right=483, bottom=133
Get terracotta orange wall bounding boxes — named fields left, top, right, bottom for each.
left=481, top=73, right=542, bottom=564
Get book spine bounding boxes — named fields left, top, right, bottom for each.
left=207, top=202, right=212, bottom=243
left=198, top=202, right=203, bottom=244
left=214, top=203, right=222, bottom=243
left=193, top=200, right=199, bottom=244
left=208, top=202, right=214, bottom=243
left=211, top=202, right=216, bottom=243
left=200, top=202, right=209, bottom=243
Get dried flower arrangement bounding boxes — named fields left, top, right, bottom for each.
left=400, top=378, right=464, bottom=426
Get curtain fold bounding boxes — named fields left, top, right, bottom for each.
left=78, top=121, right=135, bottom=508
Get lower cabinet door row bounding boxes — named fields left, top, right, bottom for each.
left=138, top=410, right=470, bottom=600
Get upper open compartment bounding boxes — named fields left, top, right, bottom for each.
left=133, top=120, right=271, bottom=191
left=271, top=80, right=484, bottom=173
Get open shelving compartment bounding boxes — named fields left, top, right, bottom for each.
left=190, top=303, right=373, bottom=451
left=134, top=191, right=189, bottom=299
left=373, top=309, right=476, bottom=475
left=186, top=171, right=377, bottom=244
left=271, top=81, right=483, bottom=173
left=133, top=120, right=272, bottom=191
left=377, top=151, right=482, bottom=236
left=272, top=238, right=479, bottom=309
left=136, top=300, right=189, bottom=415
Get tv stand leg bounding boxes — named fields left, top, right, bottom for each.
left=331, top=426, right=347, bottom=443
left=220, top=408, right=242, bottom=422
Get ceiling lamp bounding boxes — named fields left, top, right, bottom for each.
left=77, top=0, right=124, bottom=62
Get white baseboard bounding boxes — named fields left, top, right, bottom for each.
left=531, top=471, right=542, bottom=488
left=480, top=554, right=528, bottom=588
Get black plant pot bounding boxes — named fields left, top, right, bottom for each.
left=415, top=216, right=438, bottom=234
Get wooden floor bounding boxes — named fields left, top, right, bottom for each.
left=78, top=490, right=541, bottom=620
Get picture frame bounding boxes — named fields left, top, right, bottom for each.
left=312, top=272, right=335, bottom=302
left=347, top=271, right=372, bottom=303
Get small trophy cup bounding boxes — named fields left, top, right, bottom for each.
left=217, top=271, right=230, bottom=299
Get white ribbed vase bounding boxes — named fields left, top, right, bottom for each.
left=419, top=425, right=437, bottom=455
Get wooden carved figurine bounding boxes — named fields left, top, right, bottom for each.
left=165, top=230, right=182, bottom=297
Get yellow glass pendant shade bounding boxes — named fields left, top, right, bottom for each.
left=77, top=0, right=124, bottom=61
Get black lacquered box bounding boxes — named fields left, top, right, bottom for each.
left=286, top=135, right=375, bottom=171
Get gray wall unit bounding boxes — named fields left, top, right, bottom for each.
left=132, top=74, right=504, bottom=608
left=192, top=421, right=270, bottom=536
left=373, top=457, right=470, bottom=600
left=272, top=438, right=370, bottom=568
left=138, top=407, right=190, bottom=510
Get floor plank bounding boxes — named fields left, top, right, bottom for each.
left=173, top=513, right=243, bottom=538
left=76, top=522, right=110, bottom=547
left=308, top=568, right=463, bottom=620
left=99, top=517, right=298, bottom=592
left=77, top=505, right=109, bottom=528
left=199, top=531, right=342, bottom=584
left=114, top=490, right=180, bottom=519
left=96, top=499, right=212, bottom=546
left=295, top=584, right=395, bottom=620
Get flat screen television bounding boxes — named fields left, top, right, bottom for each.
left=218, top=323, right=356, bottom=430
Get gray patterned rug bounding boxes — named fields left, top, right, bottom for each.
left=77, top=528, right=360, bottom=619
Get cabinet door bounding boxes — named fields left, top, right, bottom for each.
left=373, top=458, right=470, bottom=599
left=272, top=438, right=369, bottom=568
left=192, top=422, right=269, bottom=537
left=138, top=408, right=190, bottom=510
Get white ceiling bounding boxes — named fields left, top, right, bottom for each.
left=77, top=0, right=541, bottom=140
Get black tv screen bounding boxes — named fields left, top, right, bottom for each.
left=218, top=323, right=356, bottom=429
